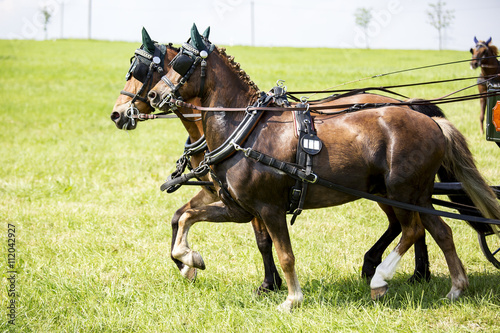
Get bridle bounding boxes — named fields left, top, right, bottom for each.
left=120, top=43, right=166, bottom=128
left=156, top=39, right=215, bottom=111
left=471, top=42, right=499, bottom=70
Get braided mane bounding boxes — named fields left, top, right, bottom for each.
left=215, top=46, right=260, bottom=95
left=166, top=42, right=180, bottom=53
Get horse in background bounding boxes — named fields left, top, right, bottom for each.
left=470, top=36, right=499, bottom=134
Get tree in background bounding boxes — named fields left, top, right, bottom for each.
left=354, top=7, right=372, bottom=49
left=41, top=6, right=52, bottom=40
left=426, top=1, right=455, bottom=50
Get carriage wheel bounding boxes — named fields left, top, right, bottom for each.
left=478, top=225, right=500, bottom=269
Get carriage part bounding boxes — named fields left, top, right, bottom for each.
left=478, top=226, right=500, bottom=269
left=485, top=85, right=500, bottom=146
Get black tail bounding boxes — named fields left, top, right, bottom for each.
left=406, top=99, right=446, bottom=118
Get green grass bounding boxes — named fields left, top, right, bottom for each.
left=1, top=39, right=500, bottom=332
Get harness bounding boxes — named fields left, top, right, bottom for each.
left=153, top=34, right=500, bottom=226
left=163, top=135, right=212, bottom=194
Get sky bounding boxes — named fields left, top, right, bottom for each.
left=0, top=0, right=499, bottom=50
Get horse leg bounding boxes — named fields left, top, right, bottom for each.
left=419, top=211, right=468, bottom=300
left=370, top=208, right=425, bottom=300
left=172, top=200, right=252, bottom=270
left=362, top=204, right=401, bottom=281
left=251, top=217, right=282, bottom=294
left=363, top=204, right=430, bottom=283
left=408, top=232, right=431, bottom=283
left=259, top=208, right=303, bottom=312
left=171, top=189, right=218, bottom=280
left=479, top=85, right=487, bottom=134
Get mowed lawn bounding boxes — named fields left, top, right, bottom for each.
left=1, top=39, right=500, bottom=332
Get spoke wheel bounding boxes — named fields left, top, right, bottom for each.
left=478, top=225, right=500, bottom=269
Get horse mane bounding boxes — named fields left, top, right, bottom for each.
left=489, top=44, right=498, bottom=56
left=166, top=42, right=180, bottom=53
left=215, top=46, right=260, bottom=94
left=478, top=40, right=498, bottom=56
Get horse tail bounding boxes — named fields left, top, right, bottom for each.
left=433, top=117, right=500, bottom=220
left=406, top=99, right=446, bottom=118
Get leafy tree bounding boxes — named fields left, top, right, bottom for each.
left=41, top=6, right=52, bottom=40
left=354, top=7, right=373, bottom=49
left=426, top=1, right=455, bottom=50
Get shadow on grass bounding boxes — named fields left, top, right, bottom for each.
left=297, top=271, right=500, bottom=309
left=167, top=262, right=500, bottom=310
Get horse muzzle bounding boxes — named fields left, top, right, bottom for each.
left=148, top=90, right=178, bottom=112
left=110, top=103, right=139, bottom=130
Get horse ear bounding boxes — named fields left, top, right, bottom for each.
left=474, top=36, right=479, bottom=44
left=142, top=27, right=156, bottom=54
left=202, top=27, right=211, bottom=40
left=190, top=23, right=206, bottom=51
left=486, top=37, right=492, bottom=45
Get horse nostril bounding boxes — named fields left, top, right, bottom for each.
left=110, top=111, right=121, bottom=123
left=148, top=90, right=158, bottom=103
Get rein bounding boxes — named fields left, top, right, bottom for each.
left=152, top=82, right=500, bottom=117
left=297, top=55, right=500, bottom=99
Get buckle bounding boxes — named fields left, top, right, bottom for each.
left=303, top=173, right=318, bottom=184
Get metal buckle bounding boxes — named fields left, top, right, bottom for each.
left=303, top=172, right=318, bottom=184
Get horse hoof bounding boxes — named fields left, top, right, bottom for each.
left=190, top=251, right=206, bottom=270
left=277, top=300, right=293, bottom=313
left=407, top=271, right=431, bottom=284
left=446, top=289, right=462, bottom=301
left=180, top=265, right=197, bottom=282
left=371, top=285, right=389, bottom=300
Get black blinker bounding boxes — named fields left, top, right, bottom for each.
left=132, top=61, right=150, bottom=83
left=172, top=54, right=195, bottom=76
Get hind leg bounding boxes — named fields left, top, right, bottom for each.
left=419, top=211, right=468, bottom=300
left=370, top=208, right=425, bottom=299
left=364, top=204, right=430, bottom=282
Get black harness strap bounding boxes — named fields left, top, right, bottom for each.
left=234, top=145, right=500, bottom=225
left=289, top=101, right=322, bottom=225
left=162, top=135, right=212, bottom=193
left=160, top=93, right=270, bottom=192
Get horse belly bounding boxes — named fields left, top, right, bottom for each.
left=302, top=108, right=444, bottom=209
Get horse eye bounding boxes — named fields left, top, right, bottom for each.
left=470, top=48, right=473, bottom=54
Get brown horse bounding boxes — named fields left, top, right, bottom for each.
left=111, top=29, right=282, bottom=292
left=148, top=25, right=500, bottom=311
left=470, top=36, right=499, bottom=134
left=111, top=30, right=439, bottom=288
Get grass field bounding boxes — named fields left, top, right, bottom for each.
left=1, top=39, right=500, bottom=332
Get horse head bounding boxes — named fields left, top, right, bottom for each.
left=148, top=24, right=259, bottom=112
left=470, top=36, right=496, bottom=70
left=111, top=28, right=177, bottom=130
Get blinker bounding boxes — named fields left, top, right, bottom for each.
left=171, top=54, right=195, bottom=76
